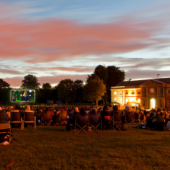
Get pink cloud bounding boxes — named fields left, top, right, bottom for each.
left=0, top=15, right=160, bottom=63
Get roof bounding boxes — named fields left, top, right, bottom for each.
left=116, top=78, right=170, bottom=87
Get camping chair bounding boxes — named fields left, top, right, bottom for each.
left=113, top=111, right=122, bottom=130
left=140, top=114, right=146, bottom=124
left=23, top=112, right=36, bottom=129
left=10, top=111, right=24, bottom=129
left=0, top=121, right=12, bottom=144
left=75, top=113, right=89, bottom=133
left=103, top=115, right=113, bottom=130
left=41, top=111, right=52, bottom=125
left=58, top=111, right=67, bottom=125
left=89, top=112, right=102, bottom=131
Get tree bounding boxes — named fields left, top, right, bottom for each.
left=21, top=74, right=40, bottom=89
left=0, top=79, right=10, bottom=89
left=106, top=66, right=125, bottom=89
left=94, top=65, right=108, bottom=84
left=73, top=79, right=83, bottom=103
left=57, top=79, right=74, bottom=105
left=0, top=79, right=10, bottom=103
left=83, top=75, right=106, bottom=107
left=42, top=83, right=51, bottom=90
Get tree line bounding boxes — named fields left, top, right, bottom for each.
left=0, top=65, right=125, bottom=106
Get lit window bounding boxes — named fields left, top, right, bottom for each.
left=114, top=92, right=117, bottom=95
left=119, top=91, right=122, bottom=95
left=138, top=99, right=140, bottom=103
left=115, top=98, right=116, bottom=101
left=126, top=98, right=128, bottom=103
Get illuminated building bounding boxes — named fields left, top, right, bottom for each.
left=111, top=78, right=170, bottom=109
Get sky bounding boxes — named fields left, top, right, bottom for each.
left=1, top=0, right=170, bottom=87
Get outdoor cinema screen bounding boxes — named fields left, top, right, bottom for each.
left=11, top=89, right=35, bottom=102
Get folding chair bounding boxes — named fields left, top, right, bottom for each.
left=0, top=121, right=12, bottom=144
left=41, top=111, right=52, bottom=125
left=89, top=112, right=102, bottom=131
left=23, top=112, right=36, bottom=129
left=10, top=111, right=24, bottom=129
left=113, top=111, right=122, bottom=130
left=103, top=115, right=113, bottom=130
left=58, top=110, right=67, bottom=125
left=75, top=113, right=89, bottom=133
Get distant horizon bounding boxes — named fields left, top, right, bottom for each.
left=1, top=0, right=170, bottom=87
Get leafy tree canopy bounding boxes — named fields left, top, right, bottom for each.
left=84, top=75, right=106, bottom=107
left=0, top=79, right=10, bottom=89
left=42, top=83, right=51, bottom=90
left=21, top=74, right=40, bottom=89
left=57, top=79, right=74, bottom=105
left=94, top=65, right=108, bottom=84
left=73, top=79, right=84, bottom=103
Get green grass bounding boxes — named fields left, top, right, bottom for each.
left=1, top=126, right=170, bottom=170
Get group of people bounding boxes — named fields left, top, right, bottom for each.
left=1, top=104, right=170, bottom=131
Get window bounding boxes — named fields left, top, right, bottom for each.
left=138, top=99, right=140, bottom=103
left=160, top=99, right=162, bottom=107
left=131, top=91, right=135, bottom=95
left=126, top=91, right=128, bottom=95
left=119, top=91, right=122, bottom=95
left=143, top=88, right=146, bottom=97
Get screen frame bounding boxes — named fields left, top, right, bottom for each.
left=10, top=89, right=36, bottom=104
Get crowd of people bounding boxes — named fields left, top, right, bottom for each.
left=0, top=104, right=170, bottom=131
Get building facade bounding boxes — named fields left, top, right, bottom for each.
left=111, top=78, right=170, bottom=109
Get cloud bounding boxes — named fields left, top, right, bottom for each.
left=0, top=68, right=22, bottom=75
left=0, top=13, right=161, bottom=63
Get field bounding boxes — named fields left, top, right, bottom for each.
left=1, top=126, right=170, bottom=170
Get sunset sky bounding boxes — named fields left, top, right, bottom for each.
left=1, top=0, right=170, bottom=87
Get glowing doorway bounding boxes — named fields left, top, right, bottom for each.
left=150, top=99, right=155, bottom=109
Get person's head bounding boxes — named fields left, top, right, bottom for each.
left=91, top=108, right=97, bottom=114
left=103, top=105, right=109, bottom=111
left=74, top=107, right=79, bottom=113
left=157, top=108, right=161, bottom=112
left=26, top=105, right=31, bottom=110
left=113, top=105, right=118, bottom=111
left=80, top=107, right=86, bottom=116
left=125, top=106, right=130, bottom=111
left=14, top=104, right=20, bottom=110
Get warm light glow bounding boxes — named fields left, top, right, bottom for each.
left=114, top=92, right=117, bottom=95
left=129, top=97, right=136, bottom=102
left=138, top=99, right=140, bottom=103
left=151, top=99, right=155, bottom=109
left=115, top=98, right=116, bottom=101
left=126, top=98, right=128, bottom=103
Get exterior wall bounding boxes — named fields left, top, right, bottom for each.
left=111, top=81, right=170, bottom=109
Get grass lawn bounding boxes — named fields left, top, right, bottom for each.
left=1, top=126, right=170, bottom=170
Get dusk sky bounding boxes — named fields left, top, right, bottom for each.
left=1, top=0, right=170, bottom=87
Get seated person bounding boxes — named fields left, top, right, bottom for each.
left=25, top=105, right=34, bottom=112
left=0, top=107, right=8, bottom=122
left=66, top=107, right=79, bottom=131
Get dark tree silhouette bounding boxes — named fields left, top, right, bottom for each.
left=21, top=74, right=40, bottom=89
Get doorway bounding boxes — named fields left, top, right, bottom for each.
left=150, top=98, right=155, bottom=109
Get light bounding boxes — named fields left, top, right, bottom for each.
left=126, top=98, right=128, bottom=103
left=151, top=99, right=155, bottom=109
left=83, top=82, right=86, bottom=85
left=138, top=99, right=140, bottom=103
left=114, top=92, right=117, bottom=95
left=115, top=98, right=116, bottom=101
